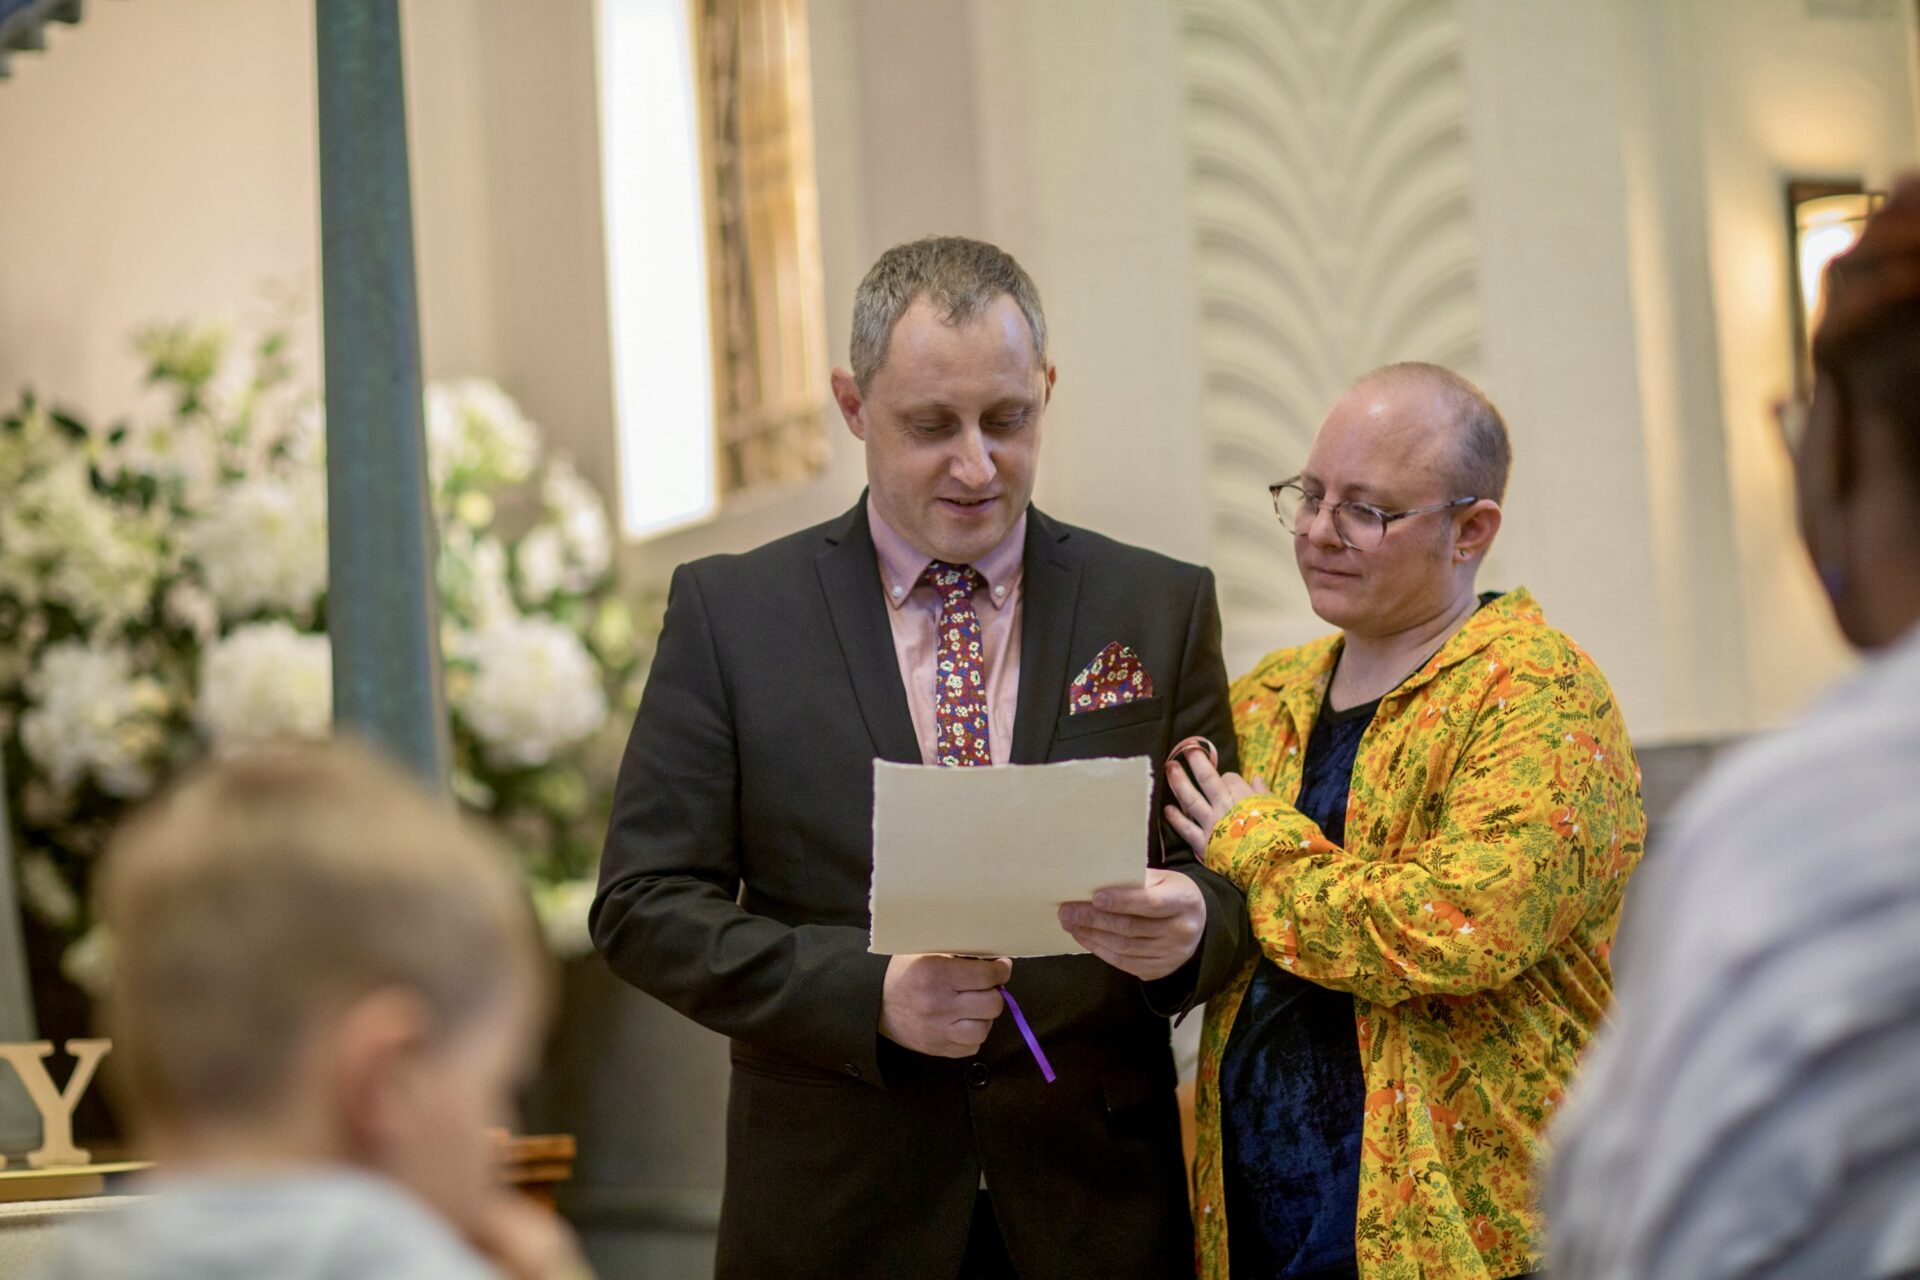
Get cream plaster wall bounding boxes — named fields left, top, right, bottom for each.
left=1688, top=0, right=1917, bottom=726
left=1180, top=0, right=1492, bottom=673
left=636, top=0, right=1215, bottom=575
left=1, top=0, right=1914, bottom=730
left=0, top=0, right=545, bottom=420
left=1179, top=0, right=1917, bottom=742
left=0, top=1, right=321, bottom=420
left=1460, top=0, right=1917, bottom=740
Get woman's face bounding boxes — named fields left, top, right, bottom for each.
left=1293, top=384, right=1468, bottom=639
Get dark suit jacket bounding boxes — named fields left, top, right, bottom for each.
left=593, top=499, right=1251, bottom=1279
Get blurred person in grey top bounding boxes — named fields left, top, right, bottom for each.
left=34, top=742, right=589, bottom=1280
left=1547, top=179, right=1920, bottom=1279
left=41, top=1170, right=507, bottom=1280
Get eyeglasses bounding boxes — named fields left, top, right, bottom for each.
left=1269, top=479, right=1479, bottom=551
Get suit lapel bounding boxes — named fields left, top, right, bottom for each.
left=1011, top=507, right=1081, bottom=765
left=816, top=499, right=922, bottom=765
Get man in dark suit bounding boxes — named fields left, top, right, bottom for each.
left=593, top=236, right=1252, bottom=1279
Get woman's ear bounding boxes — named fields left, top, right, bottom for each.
left=1454, top=499, right=1503, bottom=562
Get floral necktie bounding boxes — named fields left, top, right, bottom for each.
left=926, top=561, right=991, bottom=767
left=925, top=562, right=1054, bottom=1082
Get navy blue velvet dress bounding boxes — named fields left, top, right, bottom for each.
left=1220, top=693, right=1378, bottom=1279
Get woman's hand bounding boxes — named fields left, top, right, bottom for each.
left=1164, top=743, right=1268, bottom=859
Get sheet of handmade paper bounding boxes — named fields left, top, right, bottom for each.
left=868, top=756, right=1152, bottom=957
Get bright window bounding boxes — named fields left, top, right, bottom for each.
left=594, top=0, right=718, bottom=539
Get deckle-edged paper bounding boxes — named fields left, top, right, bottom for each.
left=868, top=756, right=1152, bottom=957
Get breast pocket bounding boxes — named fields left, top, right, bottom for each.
left=1054, top=695, right=1167, bottom=755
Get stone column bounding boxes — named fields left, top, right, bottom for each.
left=315, top=0, right=450, bottom=787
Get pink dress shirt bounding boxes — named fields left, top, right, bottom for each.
left=867, top=497, right=1025, bottom=766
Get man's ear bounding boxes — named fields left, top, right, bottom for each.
left=1044, top=362, right=1057, bottom=406
left=830, top=368, right=867, bottom=441
left=1454, top=499, right=1502, bottom=562
left=331, top=988, right=433, bottom=1162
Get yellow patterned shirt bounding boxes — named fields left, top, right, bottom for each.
left=1192, top=589, right=1646, bottom=1280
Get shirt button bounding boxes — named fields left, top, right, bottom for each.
left=842, top=1062, right=862, bottom=1079
left=992, top=584, right=1007, bottom=599
left=890, top=584, right=905, bottom=600
left=966, top=1061, right=990, bottom=1088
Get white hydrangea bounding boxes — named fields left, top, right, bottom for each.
left=18, top=641, right=167, bottom=798
left=532, top=878, right=598, bottom=959
left=453, top=616, right=608, bottom=768
left=439, top=528, right=516, bottom=628
left=543, top=455, right=613, bottom=590
left=426, top=379, right=539, bottom=492
left=0, top=461, right=165, bottom=631
left=195, top=621, right=332, bottom=752
left=514, top=458, right=613, bottom=605
left=514, top=525, right=569, bottom=604
left=184, top=473, right=327, bottom=620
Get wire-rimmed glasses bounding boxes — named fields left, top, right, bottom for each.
left=1269, top=479, right=1479, bottom=551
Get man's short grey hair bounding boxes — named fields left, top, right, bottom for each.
left=849, top=236, right=1048, bottom=390
left=1356, top=361, right=1512, bottom=503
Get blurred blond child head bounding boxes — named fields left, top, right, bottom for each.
left=95, top=737, right=551, bottom=1233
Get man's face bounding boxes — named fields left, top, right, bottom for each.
left=1294, top=383, right=1468, bottom=637
left=834, top=294, right=1053, bottom=565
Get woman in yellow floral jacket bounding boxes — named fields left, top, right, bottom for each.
left=1169, top=366, right=1646, bottom=1279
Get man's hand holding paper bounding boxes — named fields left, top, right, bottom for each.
left=1057, top=867, right=1207, bottom=981
left=878, top=953, right=1011, bottom=1057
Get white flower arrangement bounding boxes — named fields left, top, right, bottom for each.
left=426, top=377, right=539, bottom=492
left=451, top=616, right=609, bottom=769
left=1, top=323, right=657, bottom=980
left=184, top=475, right=328, bottom=621
left=17, top=641, right=169, bottom=799
left=195, top=622, right=334, bottom=753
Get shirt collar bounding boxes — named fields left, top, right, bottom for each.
left=867, top=495, right=1027, bottom=611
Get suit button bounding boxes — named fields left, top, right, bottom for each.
left=842, top=1062, right=862, bottom=1079
left=967, top=1061, right=989, bottom=1088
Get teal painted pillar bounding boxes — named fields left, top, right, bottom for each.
left=0, top=755, right=42, bottom=1152
left=314, top=0, right=449, bottom=789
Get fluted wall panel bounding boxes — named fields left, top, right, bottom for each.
left=1180, top=0, right=1486, bottom=654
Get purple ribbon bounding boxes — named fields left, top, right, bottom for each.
left=998, top=986, right=1055, bottom=1083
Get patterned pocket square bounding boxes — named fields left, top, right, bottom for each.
left=1068, top=642, right=1155, bottom=713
